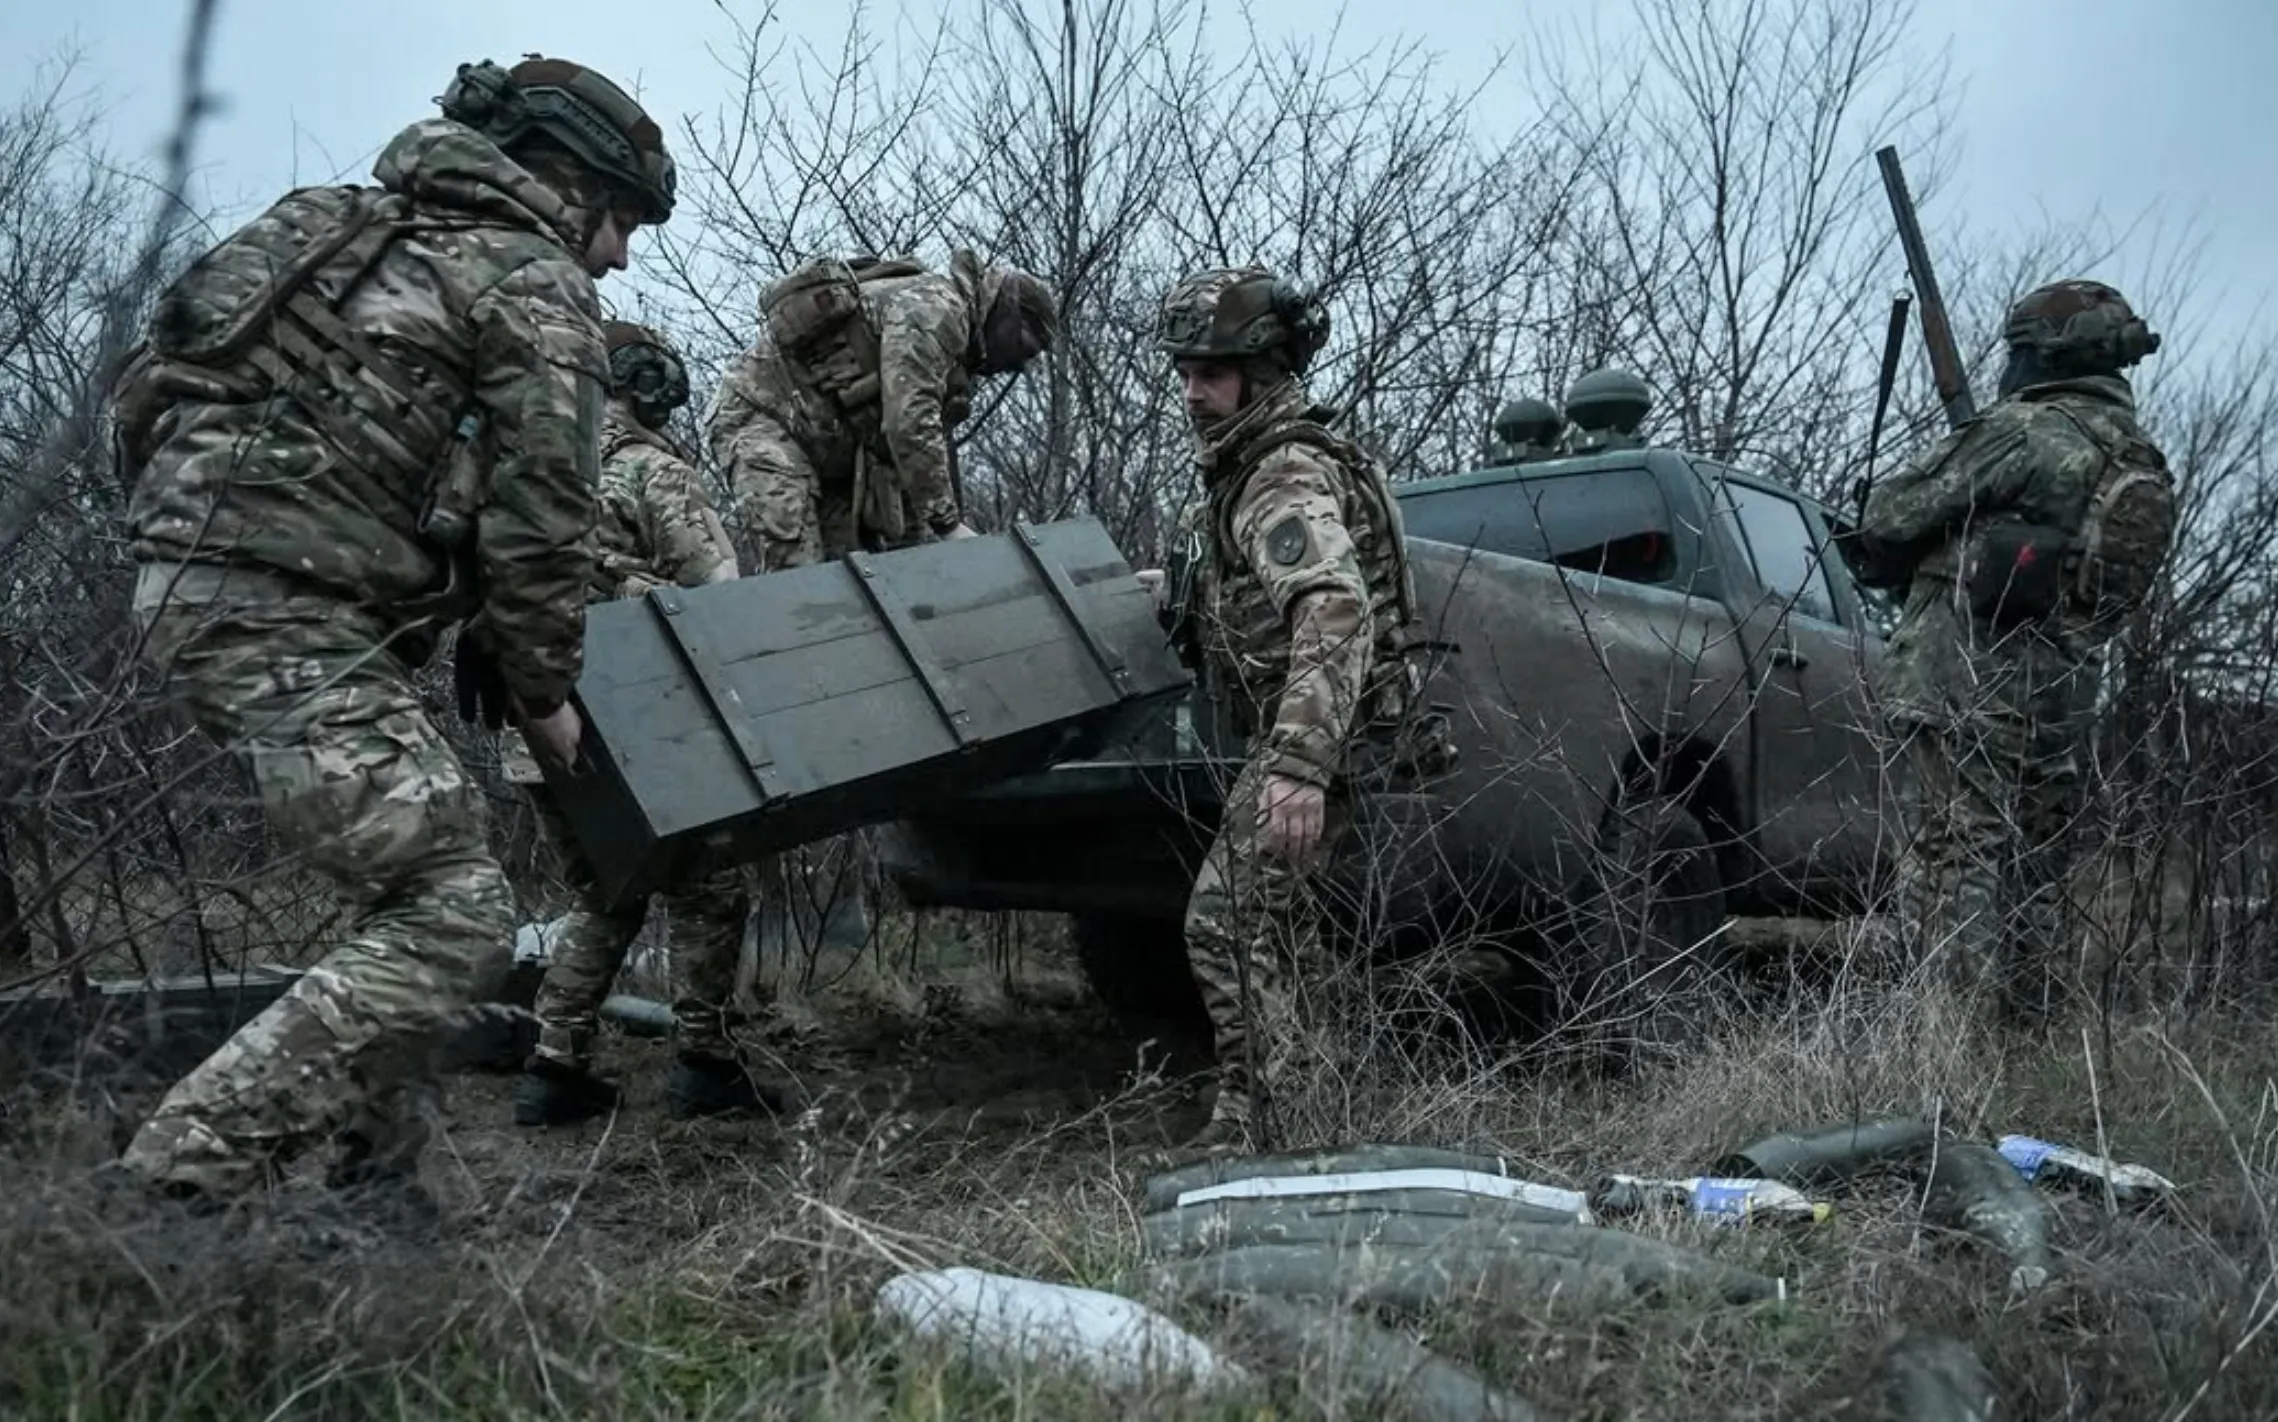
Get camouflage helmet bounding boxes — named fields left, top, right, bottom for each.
left=603, top=320, right=690, bottom=415
left=1156, top=266, right=1331, bottom=376
left=2001, top=279, right=2160, bottom=373
left=984, top=266, right=1061, bottom=348
left=438, top=56, right=676, bottom=224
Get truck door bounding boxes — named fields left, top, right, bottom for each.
left=1701, top=473, right=1885, bottom=907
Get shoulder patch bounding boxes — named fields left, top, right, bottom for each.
left=1265, top=513, right=1312, bottom=567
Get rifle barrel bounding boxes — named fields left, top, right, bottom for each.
left=1875, top=145, right=1978, bottom=429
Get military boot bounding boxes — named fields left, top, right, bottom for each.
left=320, top=1135, right=443, bottom=1238
left=1133, top=1092, right=1261, bottom=1174
left=513, top=1057, right=622, bottom=1127
left=1175, top=1076, right=1269, bottom=1159
left=664, top=1052, right=788, bottom=1120
left=1177, top=1116, right=1259, bottom=1158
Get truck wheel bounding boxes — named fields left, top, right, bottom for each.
left=1558, top=796, right=1732, bottom=1070
left=1069, top=912, right=1214, bottom=1047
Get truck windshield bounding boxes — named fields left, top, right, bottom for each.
left=1398, top=464, right=1678, bottom=586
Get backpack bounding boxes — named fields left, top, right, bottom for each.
left=2067, top=419, right=2177, bottom=627
left=761, top=254, right=930, bottom=413
left=1959, top=400, right=2177, bottom=633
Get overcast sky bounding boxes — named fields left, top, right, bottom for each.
left=7, top=0, right=2272, bottom=373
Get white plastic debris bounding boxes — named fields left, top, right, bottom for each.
left=1172, top=1166, right=1594, bottom=1224
left=1997, top=1134, right=2176, bottom=1206
left=873, top=1266, right=1248, bottom=1392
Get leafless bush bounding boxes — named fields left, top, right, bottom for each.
left=0, top=27, right=291, bottom=995
left=644, top=0, right=1584, bottom=570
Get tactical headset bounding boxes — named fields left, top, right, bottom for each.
left=603, top=321, right=689, bottom=422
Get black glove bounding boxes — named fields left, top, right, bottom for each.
left=1831, top=525, right=1920, bottom=594
left=453, top=627, right=512, bottom=730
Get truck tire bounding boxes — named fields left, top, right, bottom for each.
left=1070, top=912, right=1214, bottom=1046
left=1556, top=796, right=1732, bottom=1070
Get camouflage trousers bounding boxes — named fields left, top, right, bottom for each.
left=739, top=428, right=862, bottom=572
left=1182, top=756, right=1354, bottom=1149
left=527, top=789, right=754, bottom=1070
left=117, top=576, right=513, bottom=1197
left=1888, top=710, right=2089, bottom=1028
left=736, top=436, right=937, bottom=571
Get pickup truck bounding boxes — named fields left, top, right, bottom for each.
left=880, top=392, right=1896, bottom=1046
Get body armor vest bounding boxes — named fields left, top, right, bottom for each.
left=1194, top=415, right=1422, bottom=751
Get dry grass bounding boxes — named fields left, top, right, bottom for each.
left=4, top=918, right=2277, bottom=1421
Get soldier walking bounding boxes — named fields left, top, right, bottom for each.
left=109, top=57, right=674, bottom=1206
left=510, top=322, right=790, bottom=1127
left=1860, top=279, right=2177, bottom=1028
left=1154, top=266, right=1446, bottom=1155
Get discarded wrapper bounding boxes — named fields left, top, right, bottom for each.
left=1997, top=1133, right=2175, bottom=1207
left=1593, top=1174, right=1832, bottom=1226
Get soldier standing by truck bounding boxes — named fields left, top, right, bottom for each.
left=512, top=322, right=785, bottom=1128
left=1860, top=279, right=2177, bottom=1029
left=1155, top=265, right=1446, bottom=1155
left=108, top=56, right=674, bottom=1207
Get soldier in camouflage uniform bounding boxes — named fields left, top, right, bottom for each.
left=1155, top=266, right=1440, bottom=1154
left=514, top=322, right=784, bottom=1127
left=705, top=249, right=1059, bottom=568
left=108, top=57, right=675, bottom=1204
left=1860, top=280, right=2176, bottom=1028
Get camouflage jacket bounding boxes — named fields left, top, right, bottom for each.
left=705, top=330, right=866, bottom=541
left=1187, top=380, right=1417, bottom=789
left=706, top=250, right=984, bottom=543
left=857, top=251, right=985, bottom=535
left=120, top=117, right=608, bottom=717
left=592, top=399, right=739, bottom=601
left=1861, top=374, right=2155, bottom=726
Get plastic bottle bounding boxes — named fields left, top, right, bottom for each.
left=1591, top=1173, right=1832, bottom=1225
left=1996, top=1134, right=2175, bottom=1206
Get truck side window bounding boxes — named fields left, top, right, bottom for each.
left=1399, top=467, right=1677, bottom=587
left=1824, top=514, right=1901, bottom=638
left=1722, top=483, right=1841, bottom=625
